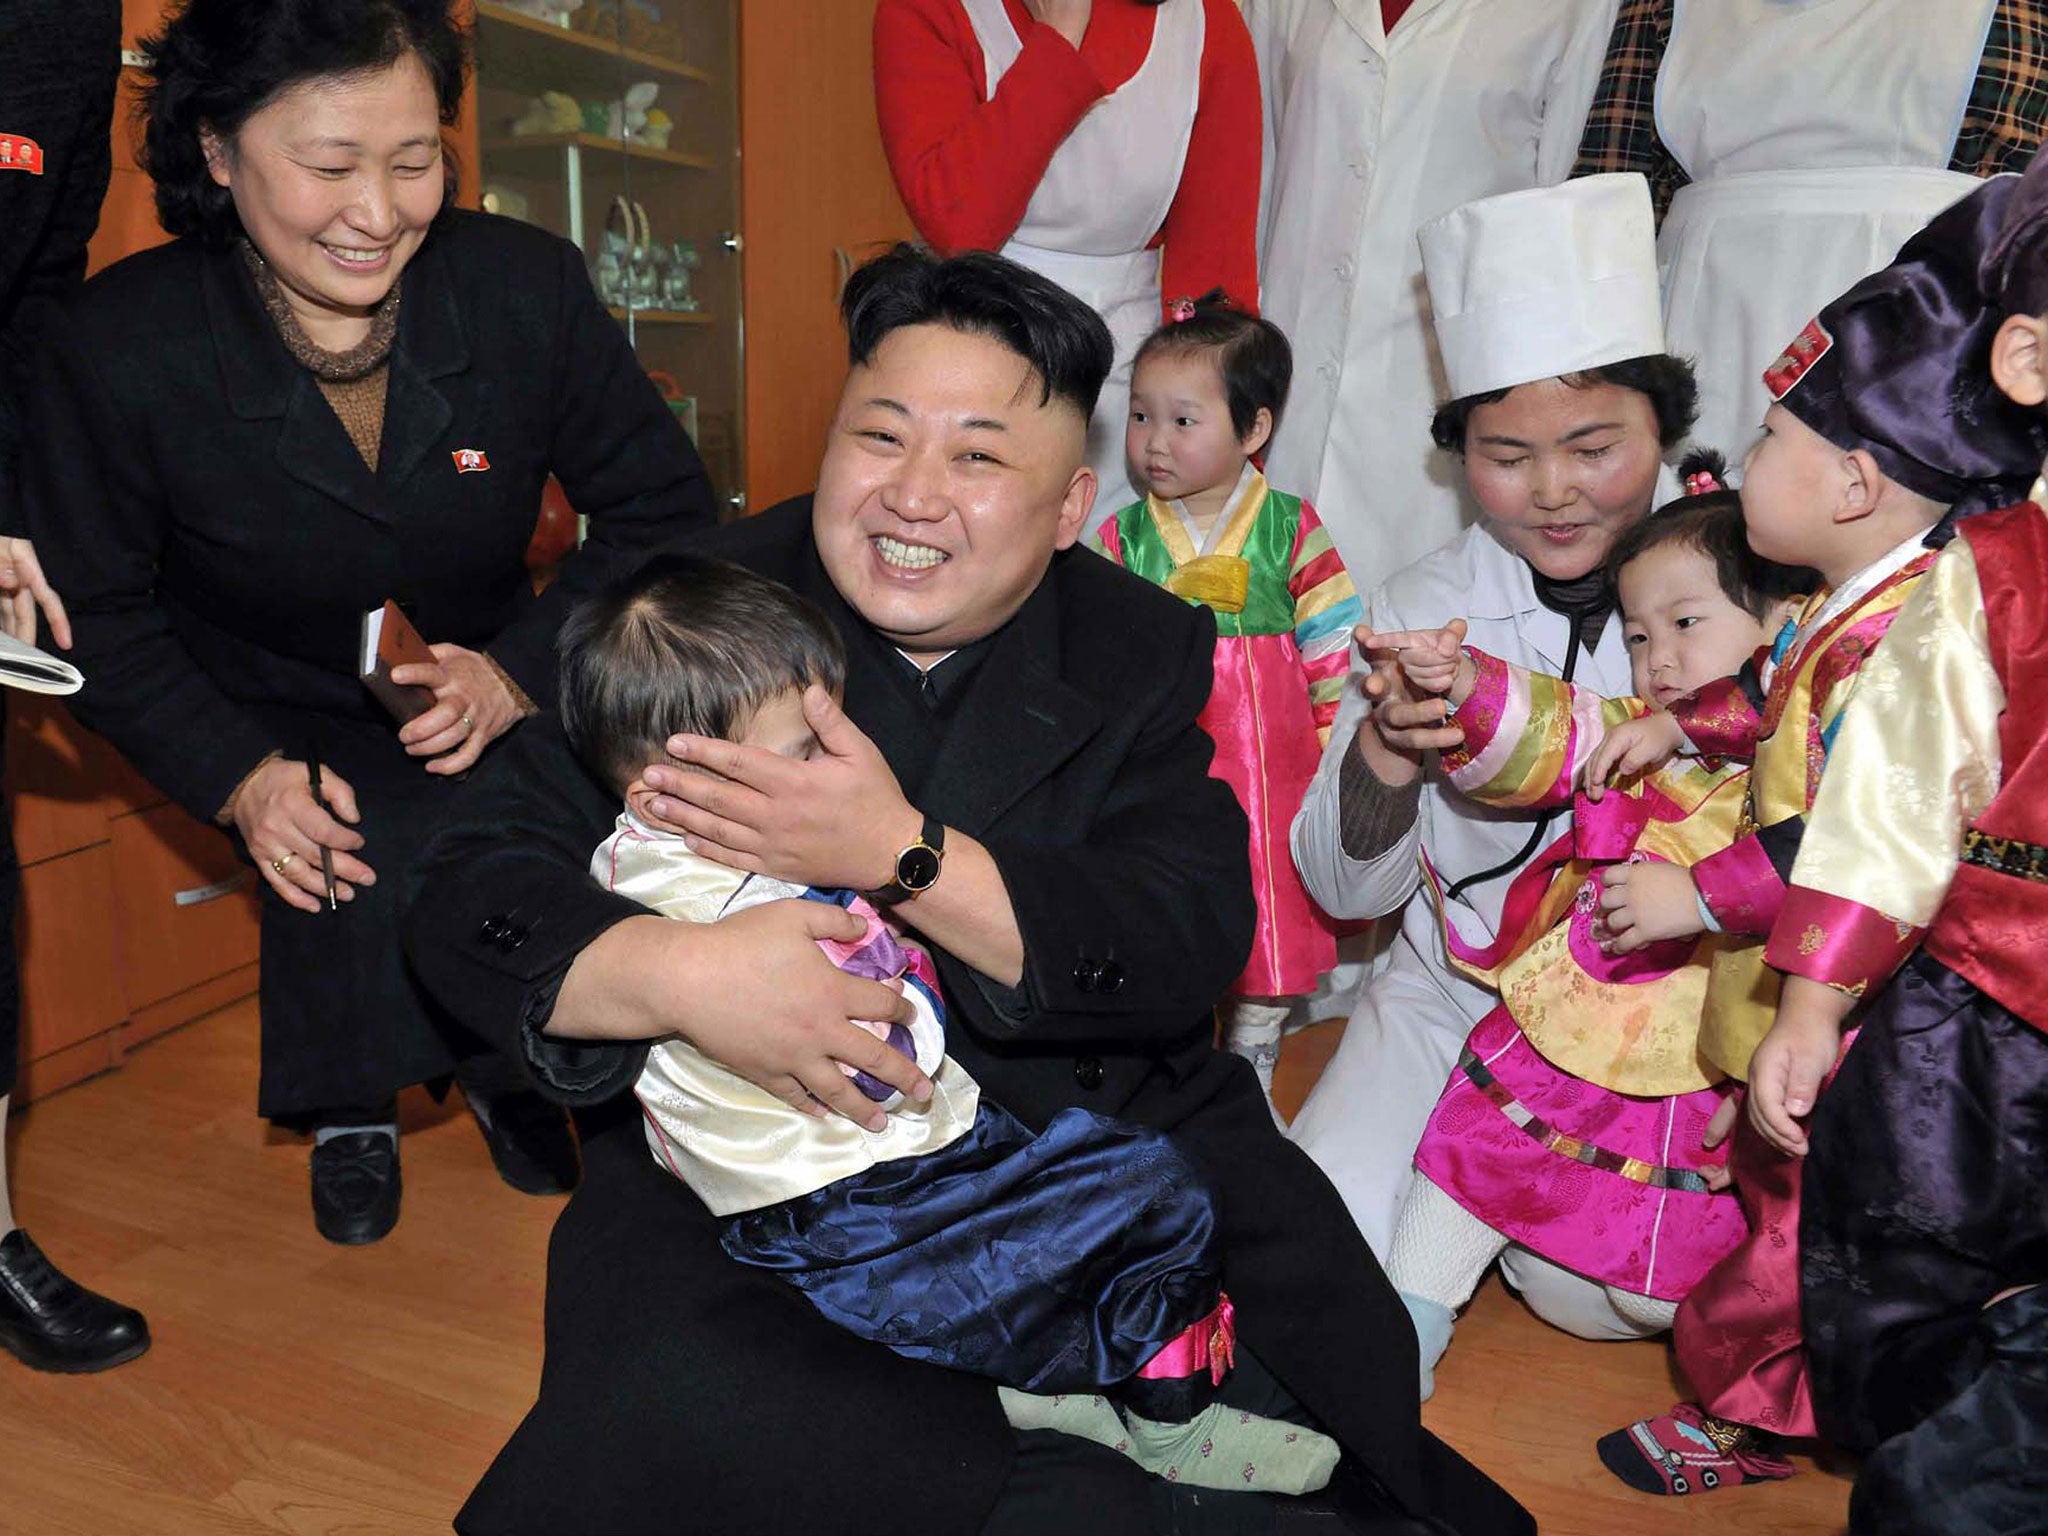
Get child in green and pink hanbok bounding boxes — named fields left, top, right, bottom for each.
left=1092, top=293, right=1361, bottom=1102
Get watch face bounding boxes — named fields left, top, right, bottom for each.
left=897, top=843, right=942, bottom=891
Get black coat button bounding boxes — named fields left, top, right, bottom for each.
left=1097, top=960, right=1124, bottom=994
left=1074, top=1056, right=1104, bottom=1090
left=478, top=916, right=508, bottom=944
left=499, top=925, right=528, bottom=952
left=1071, top=959, right=1101, bottom=993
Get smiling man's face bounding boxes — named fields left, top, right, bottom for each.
left=811, top=322, right=1095, bottom=662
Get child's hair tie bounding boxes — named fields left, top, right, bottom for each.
left=1168, top=296, right=1198, bottom=323
left=1684, top=468, right=1722, bottom=497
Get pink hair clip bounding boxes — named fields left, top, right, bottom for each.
left=1168, top=296, right=1198, bottom=323
left=1684, top=469, right=1723, bottom=497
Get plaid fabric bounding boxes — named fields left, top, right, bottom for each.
left=1570, top=0, right=1688, bottom=223
left=1952, top=0, right=2048, bottom=177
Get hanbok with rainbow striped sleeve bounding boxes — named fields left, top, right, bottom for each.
left=1410, top=648, right=1748, bottom=1302
left=1092, top=464, right=1359, bottom=996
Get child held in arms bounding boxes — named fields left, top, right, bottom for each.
left=557, top=555, right=1338, bottom=1495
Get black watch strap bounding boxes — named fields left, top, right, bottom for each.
left=874, top=813, right=945, bottom=903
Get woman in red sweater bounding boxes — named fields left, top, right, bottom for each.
left=874, top=0, right=1261, bottom=507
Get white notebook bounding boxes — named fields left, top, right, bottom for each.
left=0, top=631, right=82, bottom=695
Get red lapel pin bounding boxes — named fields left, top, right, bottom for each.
left=0, top=136, right=45, bottom=175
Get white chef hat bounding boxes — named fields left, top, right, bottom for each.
left=1420, top=173, right=1666, bottom=401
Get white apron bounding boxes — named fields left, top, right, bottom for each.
left=961, top=0, right=1204, bottom=508
left=1657, top=0, right=1997, bottom=465
left=1247, top=0, right=1620, bottom=590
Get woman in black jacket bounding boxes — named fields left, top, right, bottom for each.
left=17, top=0, right=714, bottom=1244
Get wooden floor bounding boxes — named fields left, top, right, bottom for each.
left=1, top=1002, right=1852, bottom=1535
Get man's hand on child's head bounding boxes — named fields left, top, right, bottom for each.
left=1594, top=859, right=1705, bottom=954
left=1747, top=978, right=1855, bottom=1157
left=1583, top=713, right=1686, bottom=801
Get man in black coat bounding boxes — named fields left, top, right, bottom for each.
left=404, top=247, right=1531, bottom=1536
left=0, top=0, right=150, bottom=1373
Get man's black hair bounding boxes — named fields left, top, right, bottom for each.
left=840, top=243, right=1116, bottom=421
left=1133, top=288, right=1292, bottom=439
left=1429, top=354, right=1702, bottom=454
left=558, top=555, right=847, bottom=796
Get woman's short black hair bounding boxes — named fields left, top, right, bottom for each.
left=1605, top=450, right=1818, bottom=620
left=1133, top=288, right=1292, bottom=439
left=841, top=243, right=1116, bottom=422
left=140, top=0, right=470, bottom=245
left=558, top=555, right=848, bottom=797
left=1428, top=353, right=1702, bottom=454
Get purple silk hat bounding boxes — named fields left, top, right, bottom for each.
left=1763, top=175, right=2048, bottom=521
left=1981, top=153, right=2048, bottom=321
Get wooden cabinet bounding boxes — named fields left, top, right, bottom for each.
left=737, top=1, right=915, bottom=511
left=110, top=805, right=260, bottom=1025
left=453, top=0, right=916, bottom=515
left=468, top=0, right=746, bottom=509
left=8, top=696, right=259, bottom=1103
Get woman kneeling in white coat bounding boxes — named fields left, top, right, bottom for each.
left=1244, top=0, right=1623, bottom=591
left=1288, top=174, right=1696, bottom=1343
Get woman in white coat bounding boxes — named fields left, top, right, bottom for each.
left=1580, top=0, right=2042, bottom=466
left=1287, top=176, right=1700, bottom=1344
left=1244, top=0, right=1621, bottom=590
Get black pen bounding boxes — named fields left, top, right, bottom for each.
left=306, top=748, right=339, bottom=912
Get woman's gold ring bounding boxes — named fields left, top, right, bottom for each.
left=271, top=851, right=296, bottom=876
left=461, top=712, right=475, bottom=733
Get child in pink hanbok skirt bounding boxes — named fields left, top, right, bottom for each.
left=1370, top=459, right=1813, bottom=1400
left=1091, top=293, right=1361, bottom=1103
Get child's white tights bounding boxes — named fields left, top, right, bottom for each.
left=1222, top=997, right=1293, bottom=1102
left=1386, top=1174, right=1677, bottom=1397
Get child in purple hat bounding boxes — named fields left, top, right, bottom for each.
left=1595, top=171, right=2047, bottom=1501
left=1758, top=154, right=2048, bottom=1536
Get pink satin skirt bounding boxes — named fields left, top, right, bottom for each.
left=1413, top=1006, right=1747, bottom=1301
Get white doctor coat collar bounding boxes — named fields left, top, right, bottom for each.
left=1459, top=525, right=1624, bottom=680
left=1461, top=524, right=1554, bottom=622
left=1330, top=0, right=1453, bottom=55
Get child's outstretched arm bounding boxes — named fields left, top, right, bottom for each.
left=1286, top=501, right=1366, bottom=746
left=1435, top=647, right=1643, bottom=811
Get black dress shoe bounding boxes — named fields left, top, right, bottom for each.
left=0, top=1229, right=150, bottom=1373
left=464, top=1087, right=580, bottom=1196
left=310, top=1130, right=402, bottom=1245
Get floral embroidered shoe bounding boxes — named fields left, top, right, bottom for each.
left=1596, top=1401, right=1795, bottom=1496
